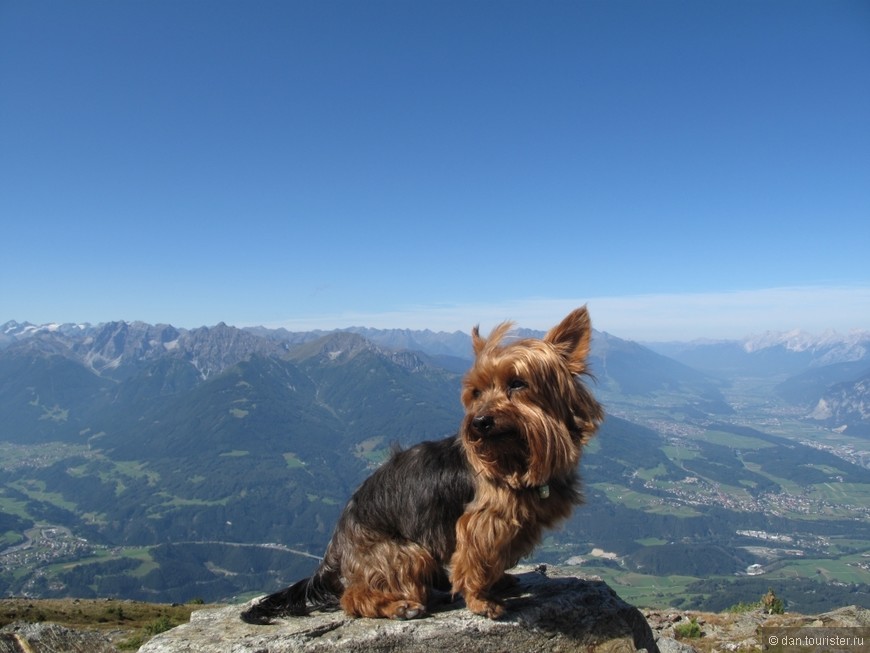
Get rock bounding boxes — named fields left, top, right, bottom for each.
left=654, top=637, right=698, bottom=653
left=0, top=621, right=117, bottom=653
left=138, top=570, right=659, bottom=652
left=814, top=605, right=870, bottom=627
left=644, top=604, right=870, bottom=653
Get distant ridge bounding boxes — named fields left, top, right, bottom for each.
left=647, top=329, right=870, bottom=376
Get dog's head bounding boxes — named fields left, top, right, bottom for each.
left=459, top=307, right=603, bottom=489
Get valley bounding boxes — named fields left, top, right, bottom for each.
left=0, top=319, right=868, bottom=613
left=560, top=378, right=870, bottom=611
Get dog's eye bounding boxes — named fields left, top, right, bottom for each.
left=471, top=388, right=482, bottom=399
left=508, top=379, right=527, bottom=392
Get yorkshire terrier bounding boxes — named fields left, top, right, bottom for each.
left=241, top=307, right=603, bottom=623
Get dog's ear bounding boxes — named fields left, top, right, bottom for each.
left=471, top=325, right=486, bottom=356
left=544, top=306, right=593, bottom=374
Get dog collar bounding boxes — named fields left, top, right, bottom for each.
left=537, top=484, right=550, bottom=499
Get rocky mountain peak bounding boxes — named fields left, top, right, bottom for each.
left=288, top=331, right=383, bottom=365
left=74, top=321, right=182, bottom=374
left=742, top=329, right=870, bottom=363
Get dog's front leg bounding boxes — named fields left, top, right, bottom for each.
left=450, top=509, right=516, bottom=619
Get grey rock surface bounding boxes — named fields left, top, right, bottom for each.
left=138, top=571, right=659, bottom=652
left=0, top=622, right=117, bottom=653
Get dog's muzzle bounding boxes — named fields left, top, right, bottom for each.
left=468, top=415, right=519, bottom=443
left=471, top=414, right=495, bottom=435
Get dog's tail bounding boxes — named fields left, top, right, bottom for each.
left=240, top=570, right=341, bottom=624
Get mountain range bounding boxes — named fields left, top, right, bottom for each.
left=1, top=319, right=869, bottom=610
left=6, top=320, right=868, bottom=425
left=647, top=329, right=869, bottom=377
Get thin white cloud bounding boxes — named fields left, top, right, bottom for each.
left=266, top=285, right=870, bottom=342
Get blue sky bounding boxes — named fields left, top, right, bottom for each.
left=2, top=0, right=868, bottom=341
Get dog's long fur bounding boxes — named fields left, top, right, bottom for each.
left=241, top=307, right=603, bottom=623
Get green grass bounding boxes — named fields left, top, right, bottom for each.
left=767, top=556, right=870, bottom=584
left=662, top=444, right=701, bottom=461
left=38, top=404, right=69, bottom=422
left=153, top=493, right=231, bottom=508
left=56, top=548, right=162, bottom=581
left=809, top=482, right=870, bottom=507
left=111, top=460, right=161, bottom=485
left=0, top=530, right=24, bottom=547
left=0, top=494, right=32, bottom=519
left=8, top=479, right=78, bottom=512
left=635, top=464, right=668, bottom=481
left=354, top=436, right=389, bottom=464
left=674, top=617, right=702, bottom=639
left=81, top=510, right=108, bottom=525
left=68, top=457, right=163, bottom=496
left=592, top=482, right=703, bottom=516
left=739, top=462, right=806, bottom=496
left=583, top=566, right=698, bottom=608
left=283, top=452, right=305, bottom=468
left=121, top=547, right=160, bottom=577
left=636, top=537, right=669, bottom=546
left=700, top=430, right=776, bottom=450
left=306, top=493, right=340, bottom=505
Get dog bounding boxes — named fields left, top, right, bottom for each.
left=241, top=307, right=603, bottom=623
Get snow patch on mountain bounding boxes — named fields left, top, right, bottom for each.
left=742, top=329, right=870, bottom=362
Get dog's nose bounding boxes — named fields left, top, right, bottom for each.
left=471, top=415, right=494, bottom=435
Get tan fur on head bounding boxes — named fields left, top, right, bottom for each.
left=460, top=305, right=602, bottom=486
left=471, top=320, right=514, bottom=356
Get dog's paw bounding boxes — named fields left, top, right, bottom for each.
left=465, top=595, right=505, bottom=620
left=239, top=605, right=276, bottom=625
left=387, top=600, right=427, bottom=620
